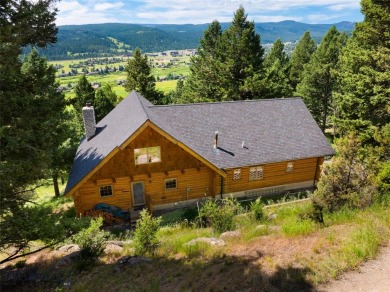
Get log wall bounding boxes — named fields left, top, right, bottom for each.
left=72, top=125, right=326, bottom=214
left=223, top=157, right=322, bottom=194
left=74, top=126, right=214, bottom=214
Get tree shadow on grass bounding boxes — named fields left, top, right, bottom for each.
left=1, top=251, right=318, bottom=291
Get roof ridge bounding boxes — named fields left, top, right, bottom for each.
left=134, top=91, right=152, bottom=120
left=150, top=97, right=303, bottom=108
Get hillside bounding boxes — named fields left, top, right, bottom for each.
left=30, top=21, right=355, bottom=60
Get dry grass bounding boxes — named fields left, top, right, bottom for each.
left=1, top=203, right=389, bottom=291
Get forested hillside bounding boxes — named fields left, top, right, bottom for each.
left=28, top=21, right=354, bottom=60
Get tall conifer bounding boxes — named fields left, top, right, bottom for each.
left=296, top=26, right=347, bottom=132
left=334, top=0, right=390, bottom=142
left=289, top=32, right=317, bottom=91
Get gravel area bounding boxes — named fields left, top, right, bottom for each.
left=319, top=245, right=390, bottom=292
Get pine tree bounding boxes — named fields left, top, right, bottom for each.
left=0, top=0, right=61, bottom=214
left=94, top=84, right=119, bottom=122
left=20, top=50, right=71, bottom=197
left=289, top=32, right=317, bottom=91
left=296, top=26, right=347, bottom=132
left=334, top=0, right=390, bottom=141
left=182, top=6, right=265, bottom=102
left=222, top=6, right=264, bottom=100
left=180, top=21, right=225, bottom=102
left=74, top=75, right=95, bottom=112
left=125, top=48, right=163, bottom=103
left=259, top=39, right=292, bottom=98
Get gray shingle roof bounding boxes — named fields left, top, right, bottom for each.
left=64, top=91, right=334, bottom=195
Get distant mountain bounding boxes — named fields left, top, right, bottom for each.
left=31, top=21, right=355, bottom=60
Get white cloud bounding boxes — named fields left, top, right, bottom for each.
left=57, top=0, right=85, bottom=13
left=55, top=0, right=362, bottom=25
left=56, top=0, right=124, bottom=25
left=94, top=2, right=124, bottom=12
left=329, top=2, right=360, bottom=11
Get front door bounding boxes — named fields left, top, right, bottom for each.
left=131, top=181, right=145, bottom=207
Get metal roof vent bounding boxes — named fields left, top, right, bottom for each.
left=214, top=131, right=219, bottom=149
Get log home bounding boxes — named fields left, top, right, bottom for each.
left=64, top=91, right=334, bottom=216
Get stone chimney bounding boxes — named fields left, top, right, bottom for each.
left=82, top=102, right=96, bottom=140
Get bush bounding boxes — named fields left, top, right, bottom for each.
left=377, top=161, right=390, bottom=205
left=249, top=198, right=265, bottom=222
left=313, top=135, right=379, bottom=213
left=73, top=217, right=108, bottom=258
left=198, top=197, right=239, bottom=234
left=133, top=209, right=162, bottom=256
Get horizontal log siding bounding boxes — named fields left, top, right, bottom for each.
left=74, top=126, right=215, bottom=214
left=224, top=158, right=319, bottom=194
left=76, top=167, right=213, bottom=214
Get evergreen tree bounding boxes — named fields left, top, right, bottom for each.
left=0, top=0, right=60, bottom=214
left=20, top=50, right=71, bottom=197
left=259, top=39, right=292, bottom=98
left=289, top=32, right=317, bottom=91
left=71, top=75, right=95, bottom=136
left=182, top=6, right=264, bottom=102
left=222, top=6, right=264, bottom=100
left=181, top=21, right=225, bottom=102
left=334, top=0, right=390, bottom=142
left=296, top=26, right=347, bottom=132
left=74, top=74, right=95, bottom=112
left=124, top=48, right=163, bottom=103
left=94, top=84, right=119, bottom=122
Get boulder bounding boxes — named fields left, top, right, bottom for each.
left=55, top=251, right=81, bottom=267
left=104, top=243, right=123, bottom=254
left=185, top=237, right=226, bottom=247
left=57, top=244, right=80, bottom=253
left=114, top=256, right=152, bottom=273
left=267, top=213, right=278, bottom=220
left=219, top=230, right=241, bottom=240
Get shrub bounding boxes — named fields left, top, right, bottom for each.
left=249, top=198, right=265, bottom=222
left=198, top=197, right=239, bottom=234
left=299, top=201, right=324, bottom=224
left=313, top=135, right=379, bottom=213
left=377, top=161, right=390, bottom=205
left=73, top=217, right=108, bottom=258
left=133, top=209, right=162, bottom=256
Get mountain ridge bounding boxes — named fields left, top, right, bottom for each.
left=33, top=21, right=355, bottom=60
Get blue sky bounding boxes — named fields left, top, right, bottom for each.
left=56, top=0, right=363, bottom=26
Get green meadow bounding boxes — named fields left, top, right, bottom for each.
left=51, top=54, right=192, bottom=97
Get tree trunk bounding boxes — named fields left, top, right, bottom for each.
left=53, top=173, right=60, bottom=197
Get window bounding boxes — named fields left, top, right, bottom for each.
left=233, top=169, right=241, bottom=180
left=134, top=146, right=161, bottom=165
left=286, top=162, right=294, bottom=172
left=249, top=166, right=263, bottom=181
left=100, top=185, right=113, bottom=197
left=165, top=178, right=177, bottom=190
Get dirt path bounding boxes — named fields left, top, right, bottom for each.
left=319, top=245, right=390, bottom=292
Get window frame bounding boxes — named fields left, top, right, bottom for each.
left=286, top=162, right=294, bottom=173
left=249, top=166, right=264, bottom=181
left=99, top=185, right=113, bottom=197
left=233, top=169, right=241, bottom=180
left=134, top=146, right=161, bottom=165
left=164, top=178, right=177, bottom=190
